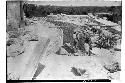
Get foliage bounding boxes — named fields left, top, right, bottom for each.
left=95, top=34, right=117, bottom=49
left=23, top=3, right=121, bottom=23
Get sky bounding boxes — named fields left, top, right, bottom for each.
left=27, top=0, right=121, bottom=6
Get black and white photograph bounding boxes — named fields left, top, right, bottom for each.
left=6, top=0, right=122, bottom=81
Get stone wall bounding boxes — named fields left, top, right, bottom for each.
left=7, top=1, right=24, bottom=31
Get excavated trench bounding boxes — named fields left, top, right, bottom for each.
left=7, top=18, right=121, bottom=80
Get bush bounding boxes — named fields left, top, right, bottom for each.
left=6, top=39, right=15, bottom=46
left=95, top=34, right=117, bottom=49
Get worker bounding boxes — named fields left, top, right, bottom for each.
left=84, top=35, right=92, bottom=56
left=80, top=31, right=92, bottom=55
left=77, top=31, right=86, bottom=53
left=73, top=32, right=78, bottom=52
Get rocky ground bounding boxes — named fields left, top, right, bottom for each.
left=7, top=17, right=121, bottom=80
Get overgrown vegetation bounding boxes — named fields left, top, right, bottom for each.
left=95, top=34, right=117, bottom=49
left=23, top=3, right=121, bottom=23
